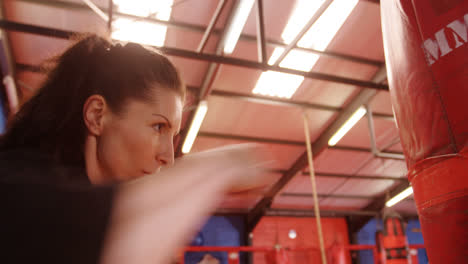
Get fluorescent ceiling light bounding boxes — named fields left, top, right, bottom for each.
left=386, top=187, right=413, bottom=207
left=251, top=0, right=358, bottom=99
left=253, top=71, right=304, bottom=98
left=328, top=106, right=366, bottom=146
left=182, top=101, right=208, bottom=154
left=269, top=47, right=319, bottom=71
left=252, top=48, right=318, bottom=98
left=112, top=0, right=173, bottom=46
left=281, top=0, right=325, bottom=44
left=298, top=0, right=359, bottom=50
left=223, top=0, right=256, bottom=54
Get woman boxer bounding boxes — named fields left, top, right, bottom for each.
left=0, top=34, right=266, bottom=264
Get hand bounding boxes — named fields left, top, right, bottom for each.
left=100, top=144, right=272, bottom=264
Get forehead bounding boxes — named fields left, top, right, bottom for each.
left=122, top=87, right=183, bottom=120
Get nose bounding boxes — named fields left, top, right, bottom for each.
left=157, top=135, right=175, bottom=166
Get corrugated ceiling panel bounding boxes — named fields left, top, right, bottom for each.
left=191, top=137, right=305, bottom=170
left=326, top=0, right=384, bottom=61
left=200, top=96, right=334, bottom=142
left=335, top=116, right=399, bottom=150
left=313, top=149, right=373, bottom=175
left=171, top=0, right=232, bottom=29
left=388, top=142, right=404, bottom=153
left=15, top=71, right=46, bottom=100
left=358, top=158, right=407, bottom=177
left=219, top=193, right=262, bottom=209
left=241, top=0, right=296, bottom=47
left=167, top=56, right=210, bottom=87
left=280, top=174, right=347, bottom=195
left=212, top=65, right=263, bottom=94
left=5, top=0, right=107, bottom=34
left=271, top=195, right=370, bottom=210
left=391, top=199, right=418, bottom=214
left=319, top=197, right=372, bottom=209
left=330, top=178, right=396, bottom=197
left=369, top=91, right=394, bottom=115
left=7, top=32, right=69, bottom=65
left=191, top=136, right=304, bottom=169
left=165, top=28, right=218, bottom=52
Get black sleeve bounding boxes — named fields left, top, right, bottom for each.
left=0, top=181, right=115, bottom=264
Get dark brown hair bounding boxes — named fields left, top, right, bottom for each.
left=0, top=34, right=185, bottom=168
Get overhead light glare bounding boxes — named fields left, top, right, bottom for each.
left=182, top=101, right=208, bottom=154
left=251, top=0, right=358, bottom=99
left=298, top=0, right=358, bottom=50
left=252, top=71, right=304, bottom=99
left=385, top=187, right=413, bottom=207
left=269, top=48, right=320, bottom=71
left=252, top=47, right=317, bottom=99
left=112, top=0, right=173, bottom=47
left=223, top=0, right=255, bottom=54
left=281, top=0, right=325, bottom=43
left=328, top=106, right=366, bottom=146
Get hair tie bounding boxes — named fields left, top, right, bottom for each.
left=109, top=43, right=123, bottom=53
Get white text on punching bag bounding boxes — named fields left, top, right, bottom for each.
left=422, top=13, right=467, bottom=65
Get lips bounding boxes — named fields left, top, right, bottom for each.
left=142, top=167, right=161, bottom=175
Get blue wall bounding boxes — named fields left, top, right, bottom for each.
left=185, top=215, right=246, bottom=264
left=356, top=218, right=380, bottom=264
left=0, top=95, right=5, bottom=134
left=406, top=219, right=428, bottom=264
left=356, top=218, right=428, bottom=264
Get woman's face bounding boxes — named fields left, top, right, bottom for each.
left=87, top=87, right=183, bottom=183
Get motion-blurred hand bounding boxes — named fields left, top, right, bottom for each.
left=100, top=144, right=272, bottom=264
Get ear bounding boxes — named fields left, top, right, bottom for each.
left=83, top=95, right=109, bottom=136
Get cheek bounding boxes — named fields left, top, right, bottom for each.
left=99, top=125, right=158, bottom=181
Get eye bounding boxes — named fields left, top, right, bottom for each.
left=152, top=123, right=166, bottom=133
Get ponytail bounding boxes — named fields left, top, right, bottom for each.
left=0, top=33, right=184, bottom=175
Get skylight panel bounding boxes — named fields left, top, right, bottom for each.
left=251, top=0, right=358, bottom=99
left=111, top=0, right=173, bottom=47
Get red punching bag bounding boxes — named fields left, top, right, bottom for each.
left=381, top=1, right=468, bottom=264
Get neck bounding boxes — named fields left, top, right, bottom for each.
left=84, top=135, right=107, bottom=185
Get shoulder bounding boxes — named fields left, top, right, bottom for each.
left=0, top=148, right=88, bottom=186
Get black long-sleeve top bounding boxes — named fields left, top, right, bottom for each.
left=0, top=149, right=115, bottom=264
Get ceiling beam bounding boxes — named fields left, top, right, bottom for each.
left=361, top=0, right=380, bottom=4
left=190, top=86, right=394, bottom=120
left=15, top=64, right=397, bottom=122
left=199, top=131, right=303, bottom=146
left=255, top=0, right=267, bottom=64
left=197, top=0, right=227, bottom=53
left=265, top=208, right=379, bottom=217
left=202, top=87, right=342, bottom=112
left=196, top=131, right=404, bottom=157
left=174, top=0, right=236, bottom=156
left=272, top=0, right=332, bottom=67
left=281, top=192, right=375, bottom=200
left=16, top=0, right=384, bottom=68
left=0, top=20, right=389, bottom=91
left=159, top=46, right=389, bottom=90
left=107, top=0, right=112, bottom=32
left=246, top=66, right=388, bottom=231
left=264, top=169, right=405, bottom=182
left=303, top=172, right=406, bottom=181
